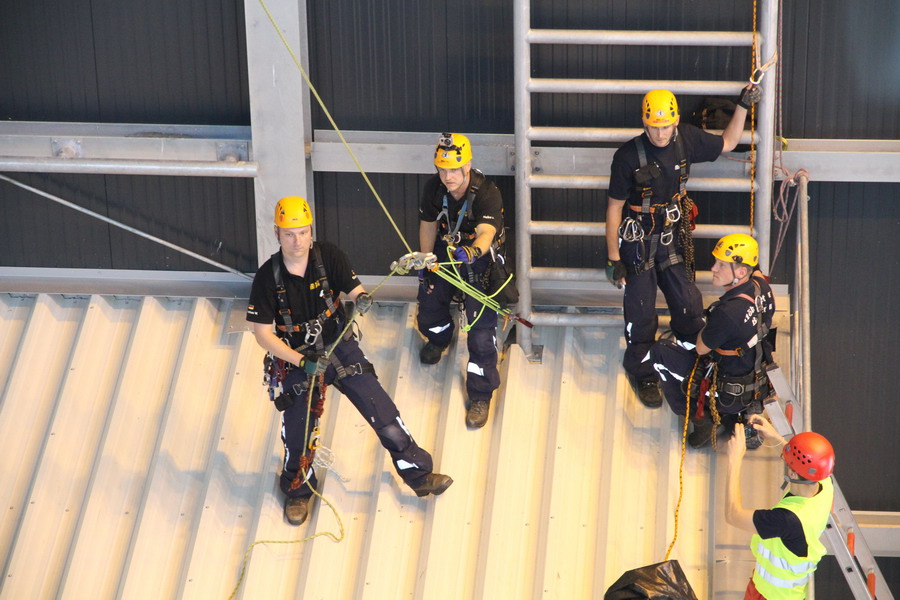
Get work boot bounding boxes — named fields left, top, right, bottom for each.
left=411, top=472, right=454, bottom=497
left=283, top=496, right=310, bottom=526
left=465, top=399, right=490, bottom=429
left=628, top=374, right=663, bottom=408
left=688, top=418, right=726, bottom=449
left=419, top=341, right=447, bottom=365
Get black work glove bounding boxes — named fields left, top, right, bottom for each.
left=418, top=269, right=435, bottom=293
left=606, top=259, right=626, bottom=289
left=355, top=292, right=373, bottom=314
left=737, top=84, right=762, bottom=109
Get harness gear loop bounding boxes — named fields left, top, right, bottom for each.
left=627, top=134, right=693, bottom=278
left=618, top=217, right=644, bottom=242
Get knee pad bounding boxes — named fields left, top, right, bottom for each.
left=467, top=328, right=497, bottom=357
left=375, top=419, right=411, bottom=454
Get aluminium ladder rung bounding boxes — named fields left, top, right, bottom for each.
left=528, top=78, right=746, bottom=96
left=528, top=266, right=713, bottom=285
left=528, top=173, right=753, bottom=192
left=528, top=126, right=755, bottom=146
left=527, top=29, right=754, bottom=47
left=528, top=221, right=742, bottom=239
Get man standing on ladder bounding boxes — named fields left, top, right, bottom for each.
left=649, top=233, right=775, bottom=448
left=726, top=416, right=836, bottom=599
left=606, top=86, right=759, bottom=407
left=247, top=196, right=452, bottom=526
left=417, top=133, right=507, bottom=429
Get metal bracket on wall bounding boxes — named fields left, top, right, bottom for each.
left=216, top=141, right=249, bottom=162
left=507, top=146, right=516, bottom=173
left=52, top=138, right=82, bottom=159
left=531, top=148, right=542, bottom=174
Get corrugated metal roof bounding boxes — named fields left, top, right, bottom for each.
left=0, top=291, right=790, bottom=599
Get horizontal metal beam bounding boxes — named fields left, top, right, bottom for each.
left=0, top=121, right=256, bottom=177
left=528, top=78, right=746, bottom=95
left=529, top=126, right=755, bottom=146
left=0, top=157, right=256, bottom=177
left=528, top=173, right=753, bottom=192
left=527, top=29, right=754, bottom=46
left=528, top=266, right=714, bottom=284
left=528, top=221, right=745, bottom=239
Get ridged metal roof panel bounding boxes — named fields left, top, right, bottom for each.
left=0, top=291, right=795, bottom=599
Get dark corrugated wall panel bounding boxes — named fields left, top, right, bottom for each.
left=782, top=1, right=900, bottom=139
left=807, top=181, right=900, bottom=511
left=0, top=0, right=254, bottom=272
left=0, top=0, right=249, bottom=124
left=306, top=0, right=514, bottom=132
left=0, top=173, right=256, bottom=272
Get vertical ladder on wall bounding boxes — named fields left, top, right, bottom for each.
left=512, top=0, right=779, bottom=360
left=765, top=367, right=895, bottom=600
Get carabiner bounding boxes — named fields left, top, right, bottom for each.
left=618, top=217, right=644, bottom=243
left=665, top=203, right=681, bottom=225
left=660, top=229, right=674, bottom=246
left=304, top=320, right=322, bottom=346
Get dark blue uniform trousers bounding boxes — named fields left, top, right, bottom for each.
left=649, top=338, right=748, bottom=428
left=620, top=238, right=704, bottom=382
left=416, top=244, right=500, bottom=403
left=279, top=338, right=433, bottom=498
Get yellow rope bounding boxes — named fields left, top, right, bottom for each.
left=225, top=479, right=346, bottom=600
left=256, top=0, right=412, bottom=254
left=749, top=0, right=759, bottom=232
left=665, top=357, right=699, bottom=561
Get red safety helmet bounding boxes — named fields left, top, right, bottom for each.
left=782, top=432, right=835, bottom=481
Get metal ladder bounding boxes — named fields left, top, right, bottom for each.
left=512, top=0, right=779, bottom=359
left=765, top=366, right=894, bottom=600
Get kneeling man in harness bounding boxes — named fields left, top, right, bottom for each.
left=649, top=233, right=775, bottom=449
left=417, top=133, right=508, bottom=429
left=247, top=196, right=452, bottom=526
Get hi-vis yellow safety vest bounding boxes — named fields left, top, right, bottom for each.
left=751, top=477, right=834, bottom=600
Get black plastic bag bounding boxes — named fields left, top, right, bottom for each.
left=604, top=560, right=699, bottom=600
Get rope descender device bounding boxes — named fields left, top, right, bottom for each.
left=390, top=251, right=439, bottom=275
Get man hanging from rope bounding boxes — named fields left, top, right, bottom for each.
left=726, top=418, right=835, bottom=599
left=416, top=133, right=508, bottom=429
left=247, top=196, right=452, bottom=526
left=649, top=233, right=775, bottom=449
left=606, top=86, right=759, bottom=408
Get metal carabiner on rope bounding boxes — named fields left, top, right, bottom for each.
left=618, top=217, right=644, bottom=243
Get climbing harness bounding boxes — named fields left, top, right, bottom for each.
left=623, top=133, right=697, bottom=280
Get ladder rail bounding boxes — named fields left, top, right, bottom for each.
left=513, top=3, right=777, bottom=360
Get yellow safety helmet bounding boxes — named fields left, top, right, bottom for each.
left=642, top=89, right=679, bottom=127
left=274, top=195, right=313, bottom=228
left=434, top=132, right=473, bottom=168
left=712, top=233, right=759, bottom=267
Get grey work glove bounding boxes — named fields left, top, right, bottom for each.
left=606, top=259, right=626, bottom=289
left=355, top=292, right=373, bottom=315
left=737, top=84, right=762, bottom=109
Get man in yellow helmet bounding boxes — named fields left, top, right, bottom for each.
left=606, top=86, right=760, bottom=408
left=726, top=418, right=836, bottom=599
left=649, top=233, right=775, bottom=448
left=247, top=196, right=452, bottom=525
left=417, top=133, right=507, bottom=429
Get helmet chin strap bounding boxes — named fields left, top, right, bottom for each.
left=781, top=473, right=815, bottom=490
